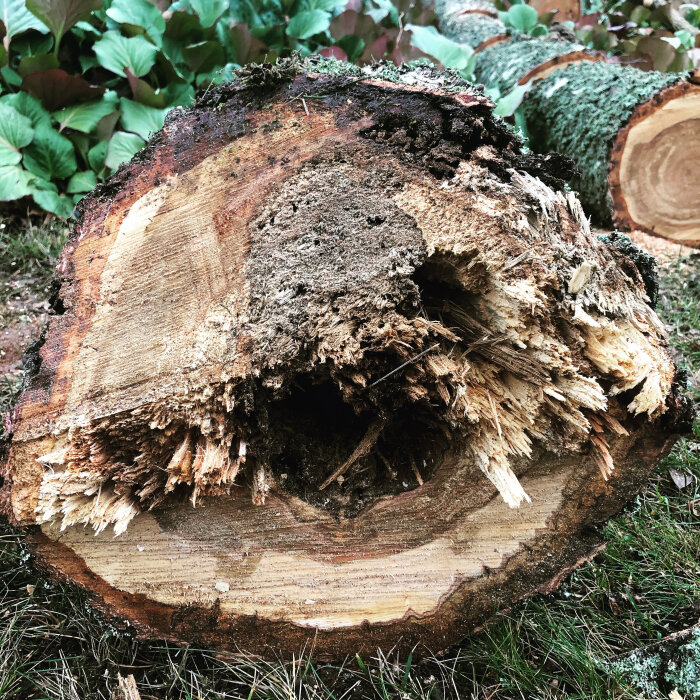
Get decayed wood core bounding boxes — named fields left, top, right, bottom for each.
left=2, top=69, right=689, bottom=657
left=611, top=82, right=700, bottom=243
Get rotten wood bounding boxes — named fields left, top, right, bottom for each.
left=0, top=62, right=691, bottom=660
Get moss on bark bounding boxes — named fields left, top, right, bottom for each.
left=522, top=61, right=681, bottom=222
left=436, top=2, right=506, bottom=47
left=474, top=37, right=583, bottom=94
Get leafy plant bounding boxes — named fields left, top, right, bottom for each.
left=575, top=0, right=698, bottom=71
left=0, top=0, right=437, bottom=218
left=499, top=2, right=549, bottom=36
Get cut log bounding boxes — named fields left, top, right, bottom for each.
left=529, top=0, right=583, bottom=22
left=0, top=61, right=691, bottom=660
left=436, top=0, right=508, bottom=50
left=441, top=0, right=583, bottom=22
left=524, top=64, right=700, bottom=244
left=437, top=2, right=700, bottom=244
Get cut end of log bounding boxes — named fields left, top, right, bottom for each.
left=610, top=80, right=700, bottom=244
left=1, top=62, right=691, bottom=658
left=529, top=0, right=582, bottom=22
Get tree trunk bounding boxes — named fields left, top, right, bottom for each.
left=0, top=62, right=691, bottom=660
left=529, top=0, right=582, bottom=21
left=449, top=0, right=582, bottom=21
left=438, top=1, right=700, bottom=244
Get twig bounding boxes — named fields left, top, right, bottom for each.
left=409, top=455, right=424, bottom=486
left=319, top=420, right=386, bottom=490
left=368, top=344, right=440, bottom=388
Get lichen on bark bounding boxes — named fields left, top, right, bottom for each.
left=521, top=61, right=681, bottom=222
left=434, top=0, right=506, bottom=46
left=474, top=37, right=584, bottom=94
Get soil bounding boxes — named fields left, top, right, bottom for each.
left=0, top=276, right=50, bottom=385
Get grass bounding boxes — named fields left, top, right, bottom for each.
left=0, top=226, right=699, bottom=699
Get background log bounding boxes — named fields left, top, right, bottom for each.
left=0, top=61, right=691, bottom=659
left=437, top=1, right=700, bottom=243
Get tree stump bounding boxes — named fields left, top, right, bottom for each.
left=0, top=63, right=691, bottom=659
left=437, top=1, right=700, bottom=243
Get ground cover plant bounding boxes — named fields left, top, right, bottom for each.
left=1, top=0, right=698, bottom=220
left=0, top=0, right=440, bottom=218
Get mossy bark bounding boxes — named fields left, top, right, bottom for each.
left=435, top=3, right=696, bottom=230
left=435, top=0, right=505, bottom=45
left=522, top=61, right=682, bottom=221
left=474, top=37, right=585, bottom=94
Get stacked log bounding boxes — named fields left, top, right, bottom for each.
left=0, top=61, right=691, bottom=658
left=436, top=0, right=700, bottom=243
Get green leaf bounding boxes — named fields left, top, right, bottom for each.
left=530, top=23, right=548, bottom=37
left=26, top=0, right=100, bottom=51
left=182, top=40, right=224, bottom=73
left=119, top=98, right=168, bottom=140
left=0, top=0, right=48, bottom=46
left=1, top=64, right=22, bottom=86
left=302, top=0, right=345, bottom=11
left=337, top=35, right=365, bottom=62
left=66, top=169, right=96, bottom=193
left=0, top=163, right=34, bottom=201
left=105, top=130, right=145, bottom=170
left=12, top=32, right=53, bottom=55
left=286, top=9, right=331, bottom=39
left=196, top=62, right=237, bottom=86
left=23, top=124, right=77, bottom=179
left=189, top=0, right=227, bottom=28
left=87, top=138, right=107, bottom=172
left=79, top=54, right=98, bottom=71
left=0, top=102, right=34, bottom=165
left=30, top=179, right=74, bottom=217
left=407, top=25, right=473, bottom=71
left=0, top=91, right=52, bottom=127
left=106, top=0, right=165, bottom=47
left=507, top=4, right=538, bottom=33
left=53, top=93, right=118, bottom=133
left=162, top=80, right=194, bottom=107
left=94, top=30, right=158, bottom=77
left=676, top=29, right=694, bottom=50
left=493, top=80, right=532, bottom=118
left=18, top=52, right=59, bottom=77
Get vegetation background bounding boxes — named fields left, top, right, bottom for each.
left=0, top=0, right=699, bottom=217
left=1, top=0, right=700, bottom=698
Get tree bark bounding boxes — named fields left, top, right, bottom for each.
left=0, top=61, right=691, bottom=659
left=437, top=0, right=700, bottom=244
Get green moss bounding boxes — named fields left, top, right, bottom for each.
left=474, top=37, right=582, bottom=94
left=440, top=10, right=506, bottom=47
left=233, top=55, right=476, bottom=95
left=522, top=61, right=680, bottom=222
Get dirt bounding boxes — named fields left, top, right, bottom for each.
left=0, top=276, right=50, bottom=386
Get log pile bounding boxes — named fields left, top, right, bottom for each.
left=437, top=0, right=700, bottom=243
left=0, top=61, right=692, bottom=658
